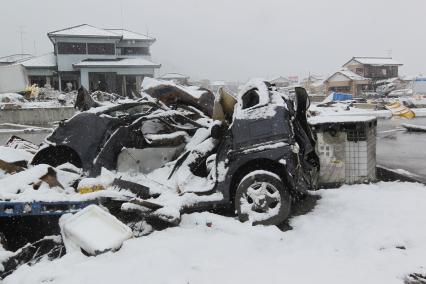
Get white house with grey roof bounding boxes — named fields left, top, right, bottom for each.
left=18, top=24, right=161, bottom=96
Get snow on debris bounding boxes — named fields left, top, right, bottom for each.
left=0, top=146, right=33, bottom=163
left=238, top=78, right=271, bottom=106
left=142, top=77, right=206, bottom=99
left=5, top=181, right=426, bottom=284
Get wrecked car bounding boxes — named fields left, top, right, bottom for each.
left=30, top=79, right=318, bottom=226
left=0, top=79, right=319, bottom=278
left=32, top=80, right=215, bottom=176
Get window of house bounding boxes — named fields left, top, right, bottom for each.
left=57, top=42, right=87, bottom=54
left=121, top=47, right=150, bottom=55
left=87, top=43, right=115, bottom=55
left=355, top=68, right=363, bottom=75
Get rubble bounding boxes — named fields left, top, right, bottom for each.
left=0, top=236, right=64, bottom=279
left=0, top=80, right=323, bottom=277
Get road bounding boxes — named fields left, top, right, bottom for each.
left=377, top=117, right=426, bottom=179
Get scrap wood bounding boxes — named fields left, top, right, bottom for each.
left=33, top=167, right=64, bottom=189
left=0, top=159, right=26, bottom=174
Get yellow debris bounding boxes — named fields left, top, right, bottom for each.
left=78, top=185, right=105, bottom=194
left=385, top=101, right=415, bottom=119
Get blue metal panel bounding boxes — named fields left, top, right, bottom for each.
left=0, top=201, right=95, bottom=217
left=332, top=92, right=353, bottom=101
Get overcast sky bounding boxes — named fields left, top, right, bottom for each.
left=1, top=0, right=425, bottom=81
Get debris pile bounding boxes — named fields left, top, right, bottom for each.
left=0, top=78, right=320, bottom=278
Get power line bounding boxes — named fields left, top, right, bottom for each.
left=18, top=25, right=26, bottom=54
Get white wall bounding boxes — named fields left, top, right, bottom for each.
left=0, top=64, right=28, bottom=92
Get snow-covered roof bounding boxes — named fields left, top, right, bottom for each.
left=0, top=54, right=33, bottom=64
left=107, top=29, right=154, bottom=41
left=21, top=53, right=56, bottom=68
left=158, top=73, right=189, bottom=80
left=73, top=58, right=161, bottom=68
left=326, top=69, right=369, bottom=82
left=48, top=24, right=122, bottom=38
left=344, top=57, right=402, bottom=67
left=269, top=76, right=290, bottom=83
left=308, top=115, right=376, bottom=125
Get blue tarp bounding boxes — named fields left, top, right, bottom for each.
left=332, top=92, right=353, bottom=101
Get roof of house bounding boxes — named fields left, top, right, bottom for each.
left=21, top=53, right=56, bottom=68
left=269, top=76, right=290, bottom=83
left=158, top=73, right=189, bottom=80
left=73, top=58, right=161, bottom=68
left=0, top=54, right=33, bottom=64
left=48, top=24, right=122, bottom=38
left=343, top=57, right=402, bottom=67
left=106, top=29, right=154, bottom=41
left=325, top=69, right=369, bottom=82
left=48, top=24, right=155, bottom=42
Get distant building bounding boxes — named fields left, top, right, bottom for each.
left=269, top=76, right=290, bottom=88
left=324, top=56, right=403, bottom=96
left=0, top=54, right=34, bottom=66
left=324, top=69, right=370, bottom=96
left=2, top=24, right=161, bottom=96
left=157, top=73, right=189, bottom=85
left=342, top=57, right=402, bottom=80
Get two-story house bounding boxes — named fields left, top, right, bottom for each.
left=324, top=57, right=403, bottom=96
left=20, top=24, right=160, bottom=96
left=342, top=57, right=402, bottom=80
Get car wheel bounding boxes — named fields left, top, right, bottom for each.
left=235, top=170, right=291, bottom=226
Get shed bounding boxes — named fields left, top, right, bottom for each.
left=309, top=116, right=377, bottom=187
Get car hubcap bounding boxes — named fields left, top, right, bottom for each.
left=241, top=181, right=281, bottom=217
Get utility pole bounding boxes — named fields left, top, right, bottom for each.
left=18, top=25, right=25, bottom=54
left=120, top=0, right=124, bottom=30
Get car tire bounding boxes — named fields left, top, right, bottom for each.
left=235, top=170, right=291, bottom=226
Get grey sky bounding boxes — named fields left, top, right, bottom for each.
left=1, top=0, right=425, bottom=81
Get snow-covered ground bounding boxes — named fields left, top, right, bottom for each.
left=4, top=181, right=426, bottom=284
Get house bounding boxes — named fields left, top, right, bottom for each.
left=269, top=76, right=290, bottom=88
left=342, top=57, right=402, bottom=81
left=324, top=69, right=370, bottom=96
left=302, top=74, right=325, bottom=95
left=324, top=56, right=403, bottom=96
left=16, top=24, right=161, bottom=96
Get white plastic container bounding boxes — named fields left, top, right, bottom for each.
left=62, top=205, right=132, bottom=255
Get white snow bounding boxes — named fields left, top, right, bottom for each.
left=106, top=29, right=154, bottom=41
left=48, top=24, right=120, bottom=38
left=402, top=123, right=426, bottom=131
left=308, top=115, right=376, bottom=125
left=4, top=181, right=426, bottom=284
left=141, top=77, right=206, bottom=99
left=0, top=93, right=25, bottom=103
left=349, top=57, right=402, bottom=66
left=0, top=146, right=33, bottom=163
left=21, top=53, right=56, bottom=68
left=74, top=58, right=160, bottom=68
